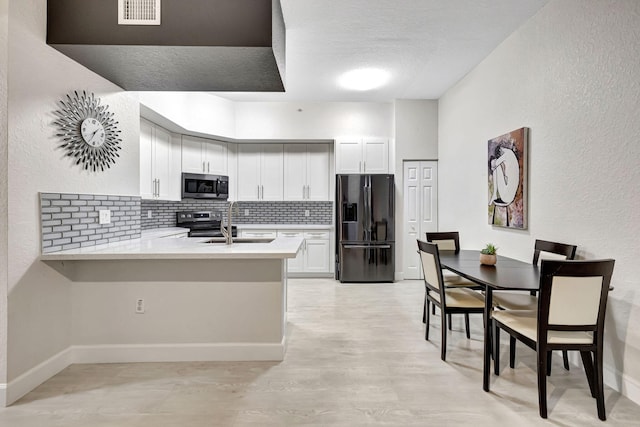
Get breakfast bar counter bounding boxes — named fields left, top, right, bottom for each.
left=39, top=234, right=304, bottom=363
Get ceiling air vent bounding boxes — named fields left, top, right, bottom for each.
left=118, top=0, right=161, bottom=26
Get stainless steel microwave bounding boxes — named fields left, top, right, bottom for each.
left=181, top=173, right=229, bottom=200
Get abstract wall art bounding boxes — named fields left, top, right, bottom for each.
left=488, top=127, right=528, bottom=229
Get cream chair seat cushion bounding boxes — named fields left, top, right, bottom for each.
left=493, top=292, right=538, bottom=310
left=492, top=310, right=594, bottom=344
left=443, top=270, right=479, bottom=288
left=429, top=288, right=485, bottom=309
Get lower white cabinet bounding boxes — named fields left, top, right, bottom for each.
left=302, top=231, right=331, bottom=273
left=239, top=229, right=277, bottom=239
left=276, top=229, right=332, bottom=275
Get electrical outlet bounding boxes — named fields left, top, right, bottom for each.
left=244, top=209, right=249, bottom=216
left=98, top=209, right=111, bottom=224
left=135, top=298, right=145, bottom=314
left=147, top=210, right=152, bottom=219
left=304, top=210, right=310, bottom=217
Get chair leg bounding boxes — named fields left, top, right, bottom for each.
left=493, top=320, right=500, bottom=375
left=537, top=348, right=548, bottom=418
left=425, top=300, right=431, bottom=341
left=448, top=313, right=452, bottom=330
left=464, top=313, right=470, bottom=339
left=547, top=351, right=552, bottom=376
left=580, top=350, right=596, bottom=398
left=563, top=350, right=570, bottom=370
left=509, top=336, right=516, bottom=369
left=422, top=296, right=426, bottom=324
left=432, top=303, right=435, bottom=315
left=441, top=310, right=447, bottom=361
left=594, top=347, right=607, bottom=421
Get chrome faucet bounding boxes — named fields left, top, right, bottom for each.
left=221, top=201, right=239, bottom=245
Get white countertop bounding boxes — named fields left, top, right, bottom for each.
left=236, top=224, right=333, bottom=230
left=141, top=227, right=190, bottom=240
left=40, top=233, right=303, bottom=261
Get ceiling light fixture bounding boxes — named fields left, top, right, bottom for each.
left=338, top=68, right=390, bottom=91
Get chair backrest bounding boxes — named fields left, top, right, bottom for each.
left=533, top=239, right=577, bottom=266
left=537, top=259, right=615, bottom=343
left=417, top=240, right=444, bottom=297
left=425, top=232, right=460, bottom=253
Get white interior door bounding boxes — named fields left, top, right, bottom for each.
left=403, top=161, right=438, bottom=280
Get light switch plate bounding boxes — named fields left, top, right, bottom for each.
left=99, top=209, right=111, bottom=224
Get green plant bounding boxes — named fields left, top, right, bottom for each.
left=481, top=243, right=498, bottom=255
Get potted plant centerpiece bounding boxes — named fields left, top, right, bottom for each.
left=480, top=243, right=498, bottom=265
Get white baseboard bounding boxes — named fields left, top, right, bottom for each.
left=0, top=383, right=6, bottom=407
left=3, top=339, right=286, bottom=407
left=5, top=346, right=73, bottom=405
left=71, top=341, right=286, bottom=364
left=604, top=364, right=640, bottom=406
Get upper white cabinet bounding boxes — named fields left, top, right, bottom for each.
left=140, top=119, right=181, bottom=201
left=283, top=144, right=330, bottom=201
left=237, top=144, right=284, bottom=201
left=182, top=135, right=227, bottom=175
left=336, top=138, right=389, bottom=174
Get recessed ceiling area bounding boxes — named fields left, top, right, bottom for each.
left=212, top=0, right=549, bottom=102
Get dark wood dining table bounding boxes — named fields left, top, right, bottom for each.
left=437, top=250, right=540, bottom=392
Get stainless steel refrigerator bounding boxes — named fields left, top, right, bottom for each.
left=335, top=174, right=395, bottom=283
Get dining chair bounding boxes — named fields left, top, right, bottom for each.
left=425, top=232, right=481, bottom=338
left=492, top=259, right=615, bottom=420
left=417, top=240, right=485, bottom=361
left=493, top=239, right=577, bottom=370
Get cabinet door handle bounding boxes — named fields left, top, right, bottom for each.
left=257, top=185, right=260, bottom=199
left=152, top=179, right=156, bottom=197
left=207, top=162, right=210, bottom=173
left=157, top=179, right=160, bottom=197
left=261, top=185, right=264, bottom=199
left=363, top=161, right=366, bottom=172
left=202, top=161, right=206, bottom=173
left=359, top=161, right=362, bottom=172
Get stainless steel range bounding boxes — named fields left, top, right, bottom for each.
left=176, top=211, right=237, bottom=238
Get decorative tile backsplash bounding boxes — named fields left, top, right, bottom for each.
left=141, top=199, right=333, bottom=230
left=40, top=193, right=141, bottom=253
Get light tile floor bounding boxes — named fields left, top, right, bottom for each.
left=1, top=279, right=639, bottom=426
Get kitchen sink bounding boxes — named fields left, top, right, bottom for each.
left=203, top=237, right=275, bottom=244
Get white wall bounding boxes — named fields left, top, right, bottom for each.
left=138, top=92, right=236, bottom=138
left=0, top=0, right=9, bottom=400
left=438, top=0, right=640, bottom=401
left=5, top=0, right=139, bottom=400
left=393, top=100, right=438, bottom=278
left=235, top=102, right=393, bottom=140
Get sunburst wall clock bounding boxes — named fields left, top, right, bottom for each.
left=53, top=91, right=122, bottom=172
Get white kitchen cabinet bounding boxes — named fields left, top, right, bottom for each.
left=140, top=119, right=180, bottom=200
left=273, top=229, right=332, bottom=275
left=303, top=230, right=331, bottom=273
left=240, top=229, right=278, bottom=239
left=283, top=144, right=330, bottom=201
left=237, top=144, right=283, bottom=201
left=182, top=135, right=227, bottom=175
left=336, top=138, right=389, bottom=174
left=277, top=230, right=305, bottom=272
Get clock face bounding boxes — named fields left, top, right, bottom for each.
left=80, top=118, right=106, bottom=147
left=53, top=91, right=122, bottom=172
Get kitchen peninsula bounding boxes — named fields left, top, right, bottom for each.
left=40, top=233, right=303, bottom=362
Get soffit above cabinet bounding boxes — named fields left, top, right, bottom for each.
left=47, top=0, right=285, bottom=92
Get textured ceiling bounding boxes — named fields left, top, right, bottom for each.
left=212, top=0, right=549, bottom=102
